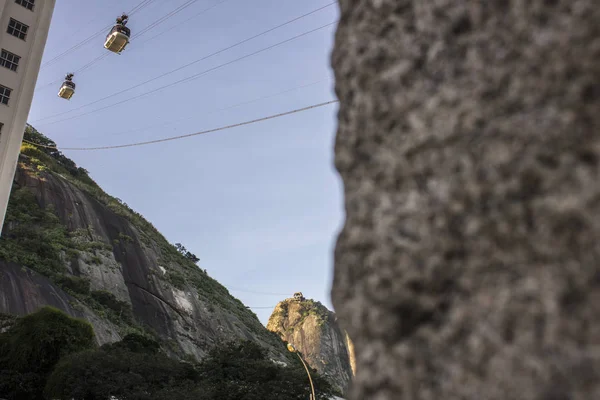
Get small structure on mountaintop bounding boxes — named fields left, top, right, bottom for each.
left=293, top=292, right=305, bottom=301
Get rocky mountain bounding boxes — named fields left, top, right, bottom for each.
left=267, top=293, right=355, bottom=394
left=0, top=125, right=287, bottom=362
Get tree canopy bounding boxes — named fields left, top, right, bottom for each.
left=0, top=306, right=95, bottom=399
left=0, top=307, right=337, bottom=400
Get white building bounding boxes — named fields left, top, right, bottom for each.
left=0, top=0, right=55, bottom=235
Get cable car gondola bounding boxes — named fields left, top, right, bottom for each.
left=104, top=14, right=131, bottom=54
left=58, top=73, right=75, bottom=100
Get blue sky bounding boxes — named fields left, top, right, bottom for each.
left=27, top=0, right=343, bottom=325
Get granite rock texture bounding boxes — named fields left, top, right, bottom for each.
left=1, top=159, right=288, bottom=362
left=331, top=1, right=600, bottom=399
left=267, top=298, right=354, bottom=394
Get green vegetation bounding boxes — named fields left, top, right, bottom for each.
left=300, top=299, right=330, bottom=327
left=0, top=125, right=286, bottom=364
left=54, top=275, right=91, bottom=296
left=175, top=242, right=200, bottom=264
left=276, top=299, right=331, bottom=330
left=90, top=290, right=132, bottom=319
left=0, top=308, right=336, bottom=400
left=191, top=340, right=337, bottom=400
left=118, top=232, right=133, bottom=243
left=0, top=307, right=95, bottom=400
left=20, top=126, right=206, bottom=279
left=21, top=125, right=178, bottom=258
left=167, top=270, right=187, bottom=290
left=0, top=186, right=69, bottom=277
left=0, top=184, right=140, bottom=334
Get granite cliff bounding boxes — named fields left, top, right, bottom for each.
left=267, top=294, right=354, bottom=394
left=0, top=125, right=287, bottom=362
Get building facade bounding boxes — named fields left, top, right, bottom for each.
left=0, top=0, right=55, bottom=234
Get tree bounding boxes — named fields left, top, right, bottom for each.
left=175, top=242, right=200, bottom=264
left=45, top=334, right=197, bottom=400
left=197, top=340, right=336, bottom=400
left=45, top=338, right=336, bottom=400
left=184, top=251, right=200, bottom=264
left=0, top=307, right=95, bottom=399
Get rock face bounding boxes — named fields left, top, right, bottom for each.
left=331, top=1, right=600, bottom=400
left=267, top=297, right=354, bottom=394
left=0, top=150, right=287, bottom=362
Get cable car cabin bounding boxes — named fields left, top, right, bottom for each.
left=58, top=80, right=75, bottom=100
left=104, top=24, right=130, bottom=54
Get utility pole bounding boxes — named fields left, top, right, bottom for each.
left=0, top=0, right=56, bottom=236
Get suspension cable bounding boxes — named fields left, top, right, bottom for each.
left=135, top=0, right=230, bottom=46
left=40, top=0, right=155, bottom=69
left=23, top=100, right=339, bottom=151
left=34, top=19, right=338, bottom=126
left=35, top=0, right=232, bottom=90
left=73, top=0, right=227, bottom=76
left=68, top=78, right=329, bottom=142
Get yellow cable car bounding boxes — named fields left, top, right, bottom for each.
left=104, top=14, right=131, bottom=54
left=58, top=73, right=75, bottom=100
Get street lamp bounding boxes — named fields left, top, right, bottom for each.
left=287, top=343, right=316, bottom=400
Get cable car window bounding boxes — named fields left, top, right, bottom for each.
left=7, top=18, right=29, bottom=41
left=0, top=49, right=20, bottom=72
left=0, top=85, right=12, bottom=105
left=15, top=0, right=35, bottom=11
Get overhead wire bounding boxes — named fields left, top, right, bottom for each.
left=28, top=4, right=338, bottom=307
left=40, top=23, right=113, bottom=69
left=75, top=53, right=110, bottom=74
left=135, top=0, right=231, bottom=46
left=130, top=0, right=202, bottom=40
left=227, top=288, right=290, bottom=296
left=34, top=2, right=335, bottom=122
left=52, top=0, right=124, bottom=44
left=23, top=99, right=339, bottom=151
left=129, top=0, right=156, bottom=15
left=40, top=0, right=155, bottom=70
left=69, top=78, right=330, bottom=142
left=36, top=0, right=228, bottom=90
left=34, top=17, right=339, bottom=126
left=75, top=0, right=225, bottom=75
left=35, top=0, right=158, bottom=90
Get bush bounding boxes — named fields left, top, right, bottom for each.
left=0, top=188, right=70, bottom=277
left=90, top=290, right=131, bottom=316
left=55, top=275, right=90, bottom=296
left=167, top=271, right=186, bottom=289
left=104, top=332, right=161, bottom=354
left=45, top=342, right=198, bottom=400
left=44, top=338, right=337, bottom=400
left=23, top=125, right=98, bottom=188
left=196, top=340, right=336, bottom=400
left=0, top=308, right=337, bottom=400
left=0, top=307, right=95, bottom=400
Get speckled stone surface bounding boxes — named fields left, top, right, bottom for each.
left=331, top=1, right=600, bottom=399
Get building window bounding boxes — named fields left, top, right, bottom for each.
left=7, top=18, right=28, bottom=41
left=0, top=86, right=12, bottom=105
left=15, top=0, right=35, bottom=11
left=0, top=49, right=20, bottom=72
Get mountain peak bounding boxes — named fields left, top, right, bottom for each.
left=267, top=296, right=354, bottom=395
